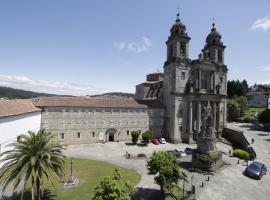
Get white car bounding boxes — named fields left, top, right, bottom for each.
left=178, top=150, right=187, bottom=157
left=159, top=138, right=166, bottom=144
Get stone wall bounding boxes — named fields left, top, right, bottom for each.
left=223, top=127, right=256, bottom=159
left=41, top=106, right=164, bottom=145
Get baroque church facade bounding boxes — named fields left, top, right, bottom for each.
left=135, top=13, right=228, bottom=144
left=30, top=13, right=228, bottom=145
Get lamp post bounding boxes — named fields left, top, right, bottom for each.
left=70, top=158, right=73, bottom=177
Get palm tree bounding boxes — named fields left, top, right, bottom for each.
left=0, top=129, right=66, bottom=200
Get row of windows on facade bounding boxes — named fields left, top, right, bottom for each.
left=60, top=130, right=139, bottom=139
left=45, top=108, right=163, bottom=115
left=179, top=71, right=223, bottom=87
left=44, top=119, right=163, bottom=126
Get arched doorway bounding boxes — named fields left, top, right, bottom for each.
left=106, top=129, right=117, bottom=142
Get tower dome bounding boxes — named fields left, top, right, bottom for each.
left=170, top=12, right=188, bottom=37
left=205, top=23, right=222, bottom=46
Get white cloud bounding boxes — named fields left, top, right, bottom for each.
left=262, top=66, right=270, bottom=71
left=114, top=42, right=126, bottom=51
left=115, top=36, right=151, bottom=53
left=257, top=65, right=270, bottom=71
left=0, top=74, right=106, bottom=96
left=251, top=15, right=270, bottom=31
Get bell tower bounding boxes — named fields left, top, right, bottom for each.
left=202, top=22, right=226, bottom=65
left=163, top=12, right=192, bottom=143
left=166, top=12, right=191, bottom=63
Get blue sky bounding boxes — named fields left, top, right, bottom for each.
left=0, top=0, right=270, bottom=95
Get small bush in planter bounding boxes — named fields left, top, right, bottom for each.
left=142, top=130, right=153, bottom=144
left=131, top=131, right=140, bottom=144
left=233, top=149, right=250, bottom=160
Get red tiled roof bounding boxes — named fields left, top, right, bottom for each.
left=0, top=99, right=41, bottom=118
left=33, top=96, right=149, bottom=109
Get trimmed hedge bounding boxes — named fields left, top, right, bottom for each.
left=192, top=151, right=222, bottom=171
left=233, top=149, right=250, bottom=160
left=142, top=130, right=153, bottom=143
left=131, top=131, right=140, bottom=144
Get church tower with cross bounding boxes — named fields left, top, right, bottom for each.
left=136, top=12, right=228, bottom=144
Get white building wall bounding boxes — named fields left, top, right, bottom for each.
left=0, top=111, right=41, bottom=153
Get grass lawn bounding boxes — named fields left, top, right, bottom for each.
left=164, top=185, right=183, bottom=200
left=243, top=107, right=265, bottom=118
left=237, top=107, right=266, bottom=122
left=15, top=158, right=141, bottom=200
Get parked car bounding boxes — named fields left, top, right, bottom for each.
left=166, top=150, right=186, bottom=158
left=159, top=138, right=166, bottom=144
left=167, top=150, right=180, bottom=158
left=178, top=150, right=187, bottom=157
left=244, top=161, right=267, bottom=179
left=151, top=138, right=160, bottom=145
left=185, top=147, right=193, bottom=155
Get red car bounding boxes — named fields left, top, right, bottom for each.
left=151, top=138, right=160, bottom=145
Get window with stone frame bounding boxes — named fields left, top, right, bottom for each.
left=181, top=71, right=186, bottom=80
left=201, top=72, right=209, bottom=89
left=218, top=50, right=223, bottom=62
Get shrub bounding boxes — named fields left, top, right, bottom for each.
left=232, top=96, right=249, bottom=116
left=142, top=130, right=153, bottom=143
left=258, top=109, right=270, bottom=124
left=227, top=99, right=241, bottom=121
left=131, top=131, right=140, bottom=144
left=243, top=116, right=253, bottom=123
left=233, top=149, right=250, bottom=160
left=193, top=152, right=222, bottom=165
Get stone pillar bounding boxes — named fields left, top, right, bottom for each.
left=213, top=102, right=216, bottom=131
left=198, top=70, right=201, bottom=90
left=176, top=41, right=180, bottom=57
left=216, top=102, right=220, bottom=133
left=189, top=101, right=193, bottom=140
left=210, top=72, right=214, bottom=91
left=196, top=101, right=201, bottom=133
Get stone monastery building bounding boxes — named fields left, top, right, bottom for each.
left=0, top=13, right=228, bottom=146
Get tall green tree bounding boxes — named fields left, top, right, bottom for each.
left=227, top=79, right=249, bottom=98
left=232, top=96, right=249, bottom=116
left=227, top=99, right=241, bottom=121
left=147, top=151, right=181, bottom=194
left=93, top=168, right=136, bottom=200
left=258, top=109, right=270, bottom=131
left=0, top=129, right=66, bottom=200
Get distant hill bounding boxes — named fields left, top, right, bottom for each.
left=0, top=86, right=58, bottom=99
left=0, top=86, right=134, bottom=99
left=90, top=92, right=134, bottom=98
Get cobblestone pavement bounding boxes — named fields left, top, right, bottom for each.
left=197, top=122, right=270, bottom=200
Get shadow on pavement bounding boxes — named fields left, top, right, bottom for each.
left=264, top=139, right=270, bottom=142
left=132, top=187, right=163, bottom=200
left=125, top=142, right=136, bottom=146
left=179, top=161, right=192, bottom=170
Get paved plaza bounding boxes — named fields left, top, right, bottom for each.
left=2, top=122, right=269, bottom=199
left=65, top=122, right=270, bottom=200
